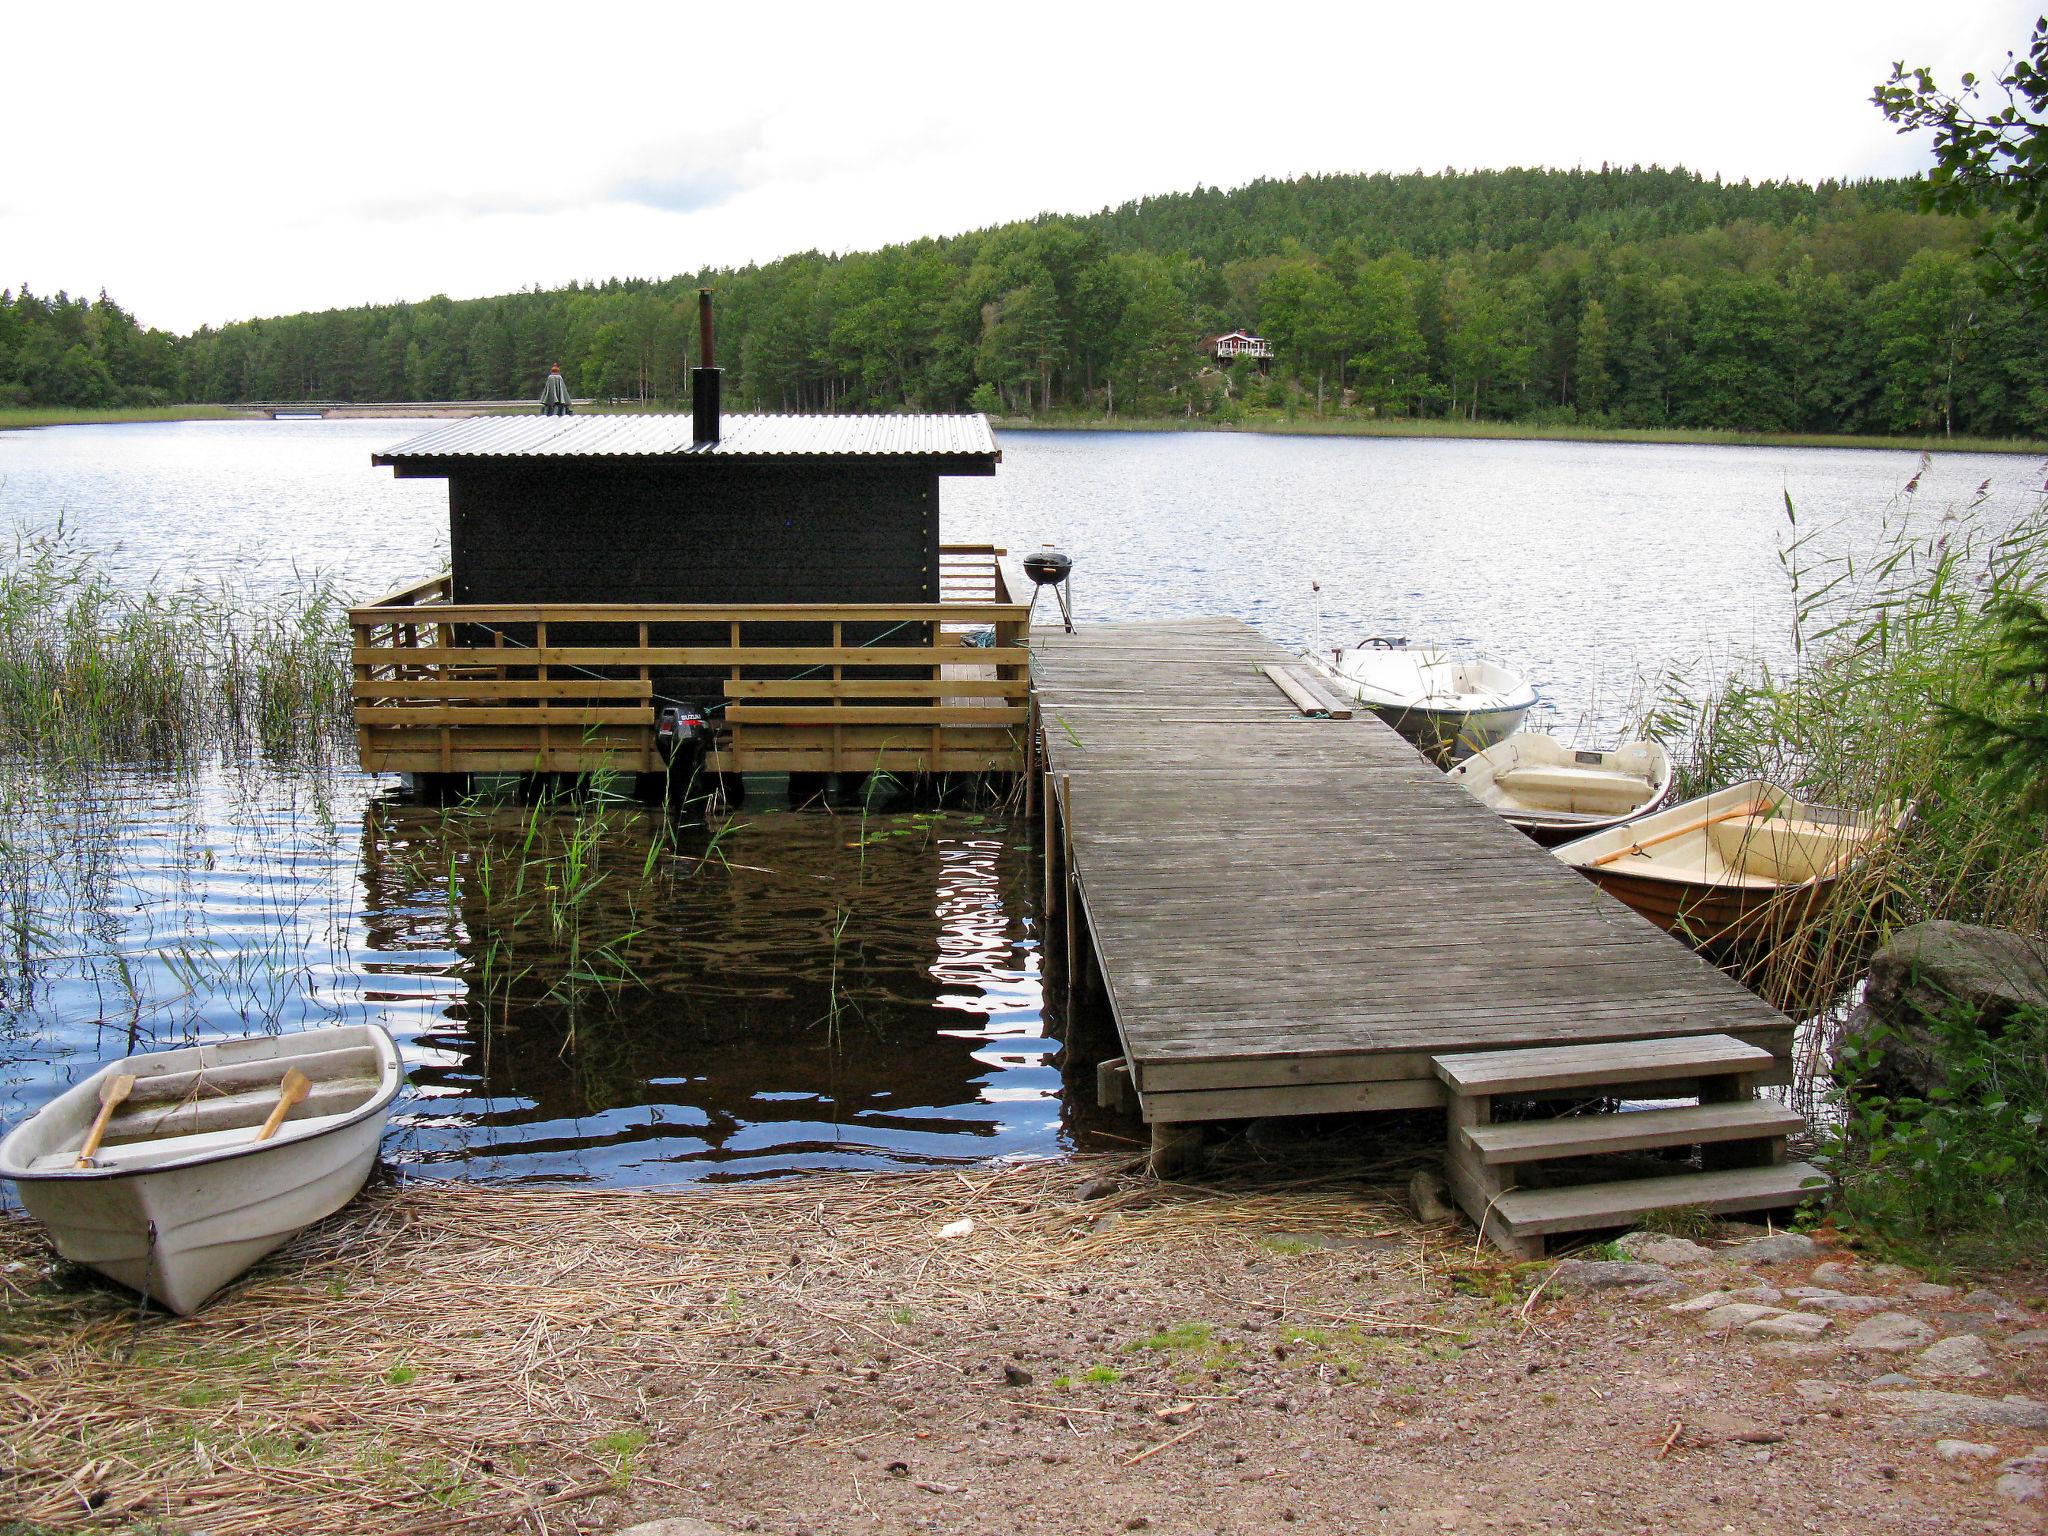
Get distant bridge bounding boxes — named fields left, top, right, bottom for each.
left=239, top=399, right=595, bottom=421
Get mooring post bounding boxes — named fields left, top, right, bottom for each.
left=1148, top=1121, right=1205, bottom=1178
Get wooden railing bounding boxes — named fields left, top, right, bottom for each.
left=349, top=546, right=1031, bottom=779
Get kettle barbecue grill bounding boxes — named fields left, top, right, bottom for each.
left=1023, top=546, right=1074, bottom=633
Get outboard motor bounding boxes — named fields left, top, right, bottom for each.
left=1023, top=545, right=1075, bottom=633
left=656, top=703, right=708, bottom=771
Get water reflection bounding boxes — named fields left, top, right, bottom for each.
left=362, top=797, right=1053, bottom=1181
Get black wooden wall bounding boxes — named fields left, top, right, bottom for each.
left=445, top=459, right=942, bottom=606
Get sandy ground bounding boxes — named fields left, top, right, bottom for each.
left=2, top=1153, right=2042, bottom=1536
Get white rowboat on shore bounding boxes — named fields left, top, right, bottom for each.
left=0, top=1024, right=402, bottom=1314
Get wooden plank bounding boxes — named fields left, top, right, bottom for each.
left=1432, top=1035, right=1772, bottom=1096
left=1141, top=1076, right=1443, bottom=1123
left=1461, top=1102, right=1806, bottom=1164
left=723, top=677, right=1030, bottom=698
left=724, top=705, right=1028, bottom=727
left=351, top=645, right=1024, bottom=668
left=352, top=678, right=652, bottom=700
left=349, top=601, right=1030, bottom=624
left=1493, top=1162, right=1830, bottom=1237
left=1259, top=664, right=1351, bottom=719
left=355, top=706, right=654, bottom=727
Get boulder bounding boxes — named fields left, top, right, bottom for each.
left=1846, top=1313, right=1937, bottom=1353
left=1547, top=1260, right=1676, bottom=1294
left=1614, top=1233, right=1713, bottom=1267
left=1841, top=921, right=2048, bottom=1100
left=1725, top=1232, right=1821, bottom=1265
left=1913, top=1334, right=1995, bottom=1381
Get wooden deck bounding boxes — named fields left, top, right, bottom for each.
left=1033, top=618, right=1795, bottom=1131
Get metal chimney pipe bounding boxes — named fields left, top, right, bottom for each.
left=692, top=287, right=722, bottom=446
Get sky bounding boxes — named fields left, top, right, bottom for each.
left=6, top=0, right=2037, bottom=334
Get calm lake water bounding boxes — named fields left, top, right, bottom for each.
left=0, top=419, right=2040, bottom=1184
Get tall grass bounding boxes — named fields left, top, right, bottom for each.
left=1644, top=470, right=2048, bottom=1028
left=0, top=524, right=353, bottom=766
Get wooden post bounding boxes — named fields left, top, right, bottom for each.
left=1148, top=1121, right=1205, bottom=1178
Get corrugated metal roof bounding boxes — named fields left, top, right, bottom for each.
left=373, top=412, right=999, bottom=465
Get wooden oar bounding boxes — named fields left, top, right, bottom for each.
left=1586, top=799, right=1770, bottom=869
left=254, top=1068, right=312, bottom=1142
left=74, top=1073, right=136, bottom=1168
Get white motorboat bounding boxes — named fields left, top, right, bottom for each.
left=1446, top=733, right=1674, bottom=845
left=0, top=1024, right=402, bottom=1314
left=1301, top=638, right=1537, bottom=764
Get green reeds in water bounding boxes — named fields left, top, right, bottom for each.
left=0, top=523, right=353, bottom=767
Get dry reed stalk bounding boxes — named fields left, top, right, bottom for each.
left=0, top=1153, right=1439, bottom=1535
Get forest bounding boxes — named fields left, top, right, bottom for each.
left=4, top=165, right=2044, bottom=437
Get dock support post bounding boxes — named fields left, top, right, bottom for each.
left=1148, top=1121, right=1205, bottom=1179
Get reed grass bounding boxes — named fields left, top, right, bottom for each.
left=1640, top=464, right=2048, bottom=1258
left=0, top=524, right=354, bottom=768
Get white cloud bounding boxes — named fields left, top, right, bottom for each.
left=5, top=0, right=2035, bottom=331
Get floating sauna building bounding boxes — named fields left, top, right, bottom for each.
left=351, top=340, right=1027, bottom=790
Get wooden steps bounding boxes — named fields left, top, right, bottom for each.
left=1462, top=1101, right=1805, bottom=1164
left=1432, top=1033, right=1824, bottom=1258
left=1492, top=1163, right=1830, bottom=1236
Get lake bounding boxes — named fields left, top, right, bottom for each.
left=0, top=418, right=2039, bottom=1183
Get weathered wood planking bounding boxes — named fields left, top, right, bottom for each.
left=1032, top=618, right=1794, bottom=1124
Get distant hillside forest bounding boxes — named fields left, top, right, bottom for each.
left=6, top=167, right=2046, bottom=437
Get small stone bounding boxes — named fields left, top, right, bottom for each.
left=1869, top=1263, right=1913, bottom=1281
left=1668, top=1290, right=1738, bottom=1314
left=1695, top=1303, right=1787, bottom=1334
left=1811, top=1261, right=1864, bottom=1287
left=1745, top=1312, right=1833, bottom=1340
left=1793, top=1380, right=1843, bottom=1403
left=1935, top=1440, right=1999, bottom=1462
left=1548, top=1260, right=1676, bottom=1293
left=1904, top=1282, right=1956, bottom=1301
left=1614, top=1233, right=1713, bottom=1266
left=2010, top=1330, right=2048, bottom=1349
left=1847, top=1313, right=1937, bottom=1353
left=1756, top=1341, right=1839, bottom=1363
left=1407, top=1169, right=1456, bottom=1225
left=1997, top=1473, right=2045, bottom=1504
left=1868, top=1373, right=1916, bottom=1388
left=614, top=1522, right=733, bottom=1536
left=1727, top=1233, right=1821, bottom=1265
left=1076, top=1176, right=1118, bottom=1202
left=1127, top=1520, right=1152, bottom=1532
left=1914, top=1334, right=1995, bottom=1381
left=1002, top=1364, right=1033, bottom=1387
left=1797, top=1293, right=1890, bottom=1315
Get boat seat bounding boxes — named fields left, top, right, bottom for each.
left=31, top=1108, right=364, bottom=1174
left=1495, top=764, right=1649, bottom=815
left=1708, top=816, right=1857, bottom=882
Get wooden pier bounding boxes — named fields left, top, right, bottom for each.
left=1034, top=618, right=1826, bottom=1255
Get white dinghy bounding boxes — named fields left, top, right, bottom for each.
left=1446, top=733, right=1674, bottom=845
left=0, top=1024, right=402, bottom=1314
left=1301, top=638, right=1537, bottom=765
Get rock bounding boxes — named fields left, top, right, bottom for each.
left=2010, top=1330, right=2048, bottom=1349
left=1075, top=1176, right=1119, bottom=1202
left=1668, top=1290, right=1739, bottom=1314
left=1757, top=1341, right=1840, bottom=1363
left=1731, top=1284, right=1785, bottom=1305
left=1934, top=1439, right=1999, bottom=1462
left=1810, top=1261, right=1865, bottom=1288
left=1745, top=1312, right=1833, bottom=1341
left=1996, top=1472, right=2043, bottom=1504
left=1407, top=1169, right=1456, bottom=1225
left=1793, top=1380, right=1844, bottom=1403
left=1870, top=1391, right=2048, bottom=1434
left=1695, top=1303, right=1788, bottom=1334
left=1914, top=1334, right=1995, bottom=1381
left=1868, top=1373, right=1916, bottom=1388
left=1960, top=1288, right=2029, bottom=1322
left=1904, top=1282, right=1957, bottom=1301
left=1726, top=1232, right=1821, bottom=1265
left=615, top=1522, right=733, bottom=1536
left=1547, top=1260, right=1677, bottom=1294
left=1840, top=920, right=2048, bottom=1101
left=1797, top=1293, right=1890, bottom=1315
left=1614, top=1233, right=1713, bottom=1266
left=1002, top=1363, right=1033, bottom=1387
left=1847, top=1313, right=1937, bottom=1353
